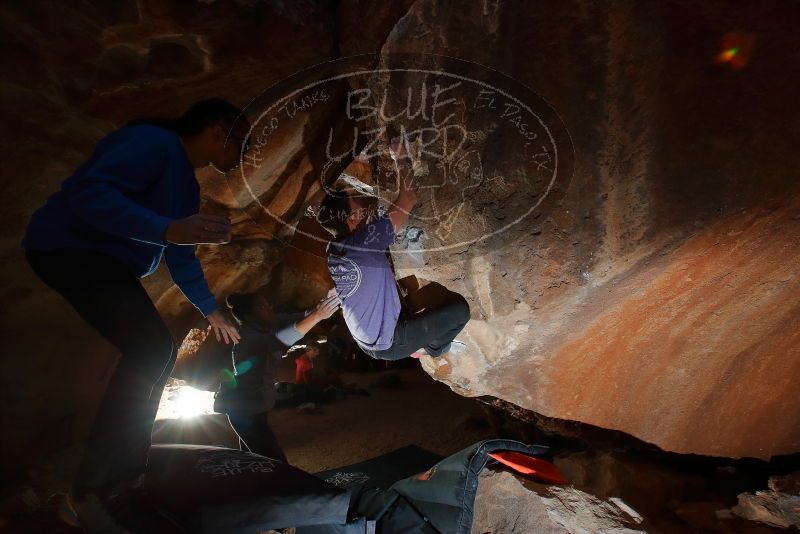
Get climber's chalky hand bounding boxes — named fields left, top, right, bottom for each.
left=207, top=309, right=240, bottom=344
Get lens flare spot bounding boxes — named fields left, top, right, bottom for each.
left=715, top=32, right=755, bottom=69
left=236, top=359, right=254, bottom=375
left=220, top=367, right=237, bottom=389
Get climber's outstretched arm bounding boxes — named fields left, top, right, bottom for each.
left=387, top=137, right=418, bottom=232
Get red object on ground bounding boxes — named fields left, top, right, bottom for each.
left=488, top=451, right=568, bottom=485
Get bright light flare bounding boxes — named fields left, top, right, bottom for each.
left=156, top=379, right=216, bottom=420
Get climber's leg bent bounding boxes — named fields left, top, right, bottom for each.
left=364, top=294, right=470, bottom=360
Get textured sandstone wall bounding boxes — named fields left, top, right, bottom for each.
left=1, top=0, right=798, bottom=477
left=394, top=0, right=800, bottom=459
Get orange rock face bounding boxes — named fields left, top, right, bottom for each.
left=390, top=0, right=800, bottom=459
left=546, top=197, right=800, bottom=458
left=425, top=195, right=800, bottom=459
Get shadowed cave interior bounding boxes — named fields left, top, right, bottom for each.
left=1, top=0, right=799, bottom=532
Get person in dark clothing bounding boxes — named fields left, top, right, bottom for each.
left=22, top=99, right=249, bottom=532
left=317, top=138, right=470, bottom=361
left=214, top=291, right=340, bottom=461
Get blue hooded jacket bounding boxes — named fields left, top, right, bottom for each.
left=22, top=124, right=218, bottom=316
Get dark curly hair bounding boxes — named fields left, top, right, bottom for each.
left=128, top=98, right=248, bottom=147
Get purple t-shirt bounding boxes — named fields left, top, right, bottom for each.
left=327, top=215, right=401, bottom=351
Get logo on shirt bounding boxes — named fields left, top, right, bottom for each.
left=329, top=256, right=361, bottom=299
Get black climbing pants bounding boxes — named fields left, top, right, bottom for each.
left=362, top=293, right=470, bottom=361
left=25, top=248, right=176, bottom=496
left=226, top=412, right=287, bottom=463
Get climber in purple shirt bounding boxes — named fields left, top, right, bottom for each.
left=22, top=98, right=249, bottom=530
left=317, top=138, right=470, bottom=361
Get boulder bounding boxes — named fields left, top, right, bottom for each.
left=732, top=472, right=800, bottom=529
left=471, top=469, right=646, bottom=534
left=385, top=0, right=800, bottom=460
